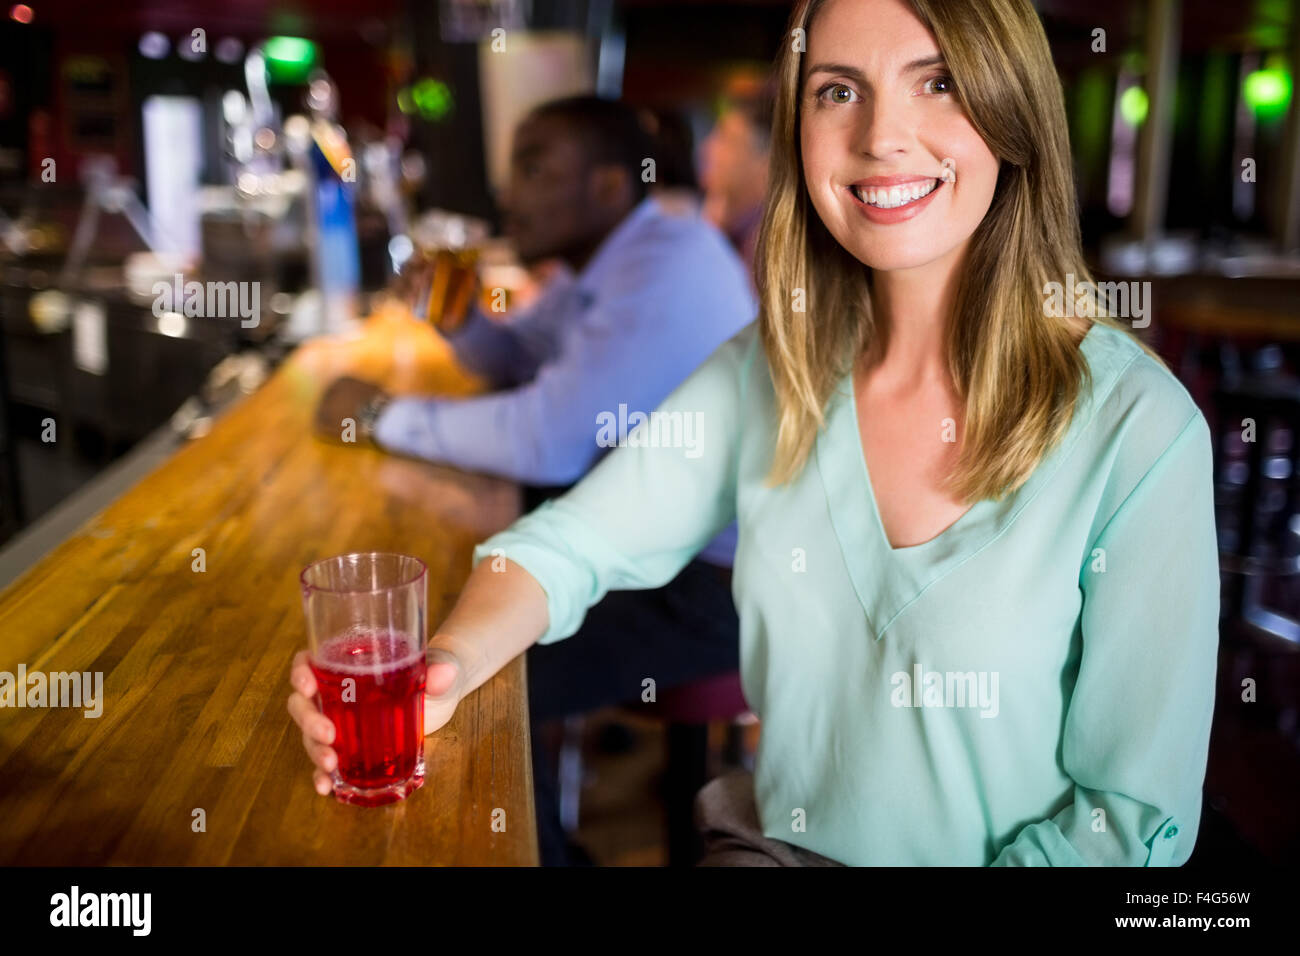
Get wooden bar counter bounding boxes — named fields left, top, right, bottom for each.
left=0, top=306, right=537, bottom=865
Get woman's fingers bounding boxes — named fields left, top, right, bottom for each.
left=287, top=650, right=334, bottom=744
left=287, top=690, right=336, bottom=745
left=422, top=651, right=464, bottom=735
left=426, top=660, right=459, bottom=697
left=290, top=650, right=317, bottom=697
left=302, top=730, right=338, bottom=773
left=313, top=769, right=334, bottom=796
left=424, top=692, right=459, bottom=736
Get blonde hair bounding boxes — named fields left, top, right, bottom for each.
left=756, top=0, right=1163, bottom=501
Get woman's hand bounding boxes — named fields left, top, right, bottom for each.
left=420, top=647, right=467, bottom=738
left=286, top=646, right=466, bottom=796
left=286, top=557, right=549, bottom=796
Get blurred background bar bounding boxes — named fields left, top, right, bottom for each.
left=0, top=0, right=1297, bottom=865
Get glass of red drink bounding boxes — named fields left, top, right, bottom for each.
left=299, top=552, right=428, bottom=807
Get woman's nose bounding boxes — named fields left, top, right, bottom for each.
left=853, top=95, right=911, bottom=160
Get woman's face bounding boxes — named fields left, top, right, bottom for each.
left=799, top=0, right=1000, bottom=274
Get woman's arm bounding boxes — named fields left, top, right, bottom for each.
left=429, top=557, right=550, bottom=700
left=466, top=320, right=757, bottom=645
left=289, top=322, right=758, bottom=793
left=991, top=411, right=1220, bottom=866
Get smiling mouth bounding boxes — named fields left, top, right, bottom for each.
left=850, top=179, right=942, bottom=209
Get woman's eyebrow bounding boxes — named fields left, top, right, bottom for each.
left=803, top=54, right=947, bottom=85
left=900, top=54, right=946, bottom=73
left=804, top=62, right=867, bottom=84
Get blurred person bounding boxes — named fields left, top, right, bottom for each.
left=699, top=85, right=774, bottom=274
left=640, top=107, right=702, bottom=212
left=311, top=94, right=754, bottom=865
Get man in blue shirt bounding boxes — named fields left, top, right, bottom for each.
left=313, top=96, right=755, bottom=864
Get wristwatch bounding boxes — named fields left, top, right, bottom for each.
left=356, top=394, right=392, bottom=445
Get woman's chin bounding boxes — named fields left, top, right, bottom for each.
left=845, top=242, right=955, bottom=274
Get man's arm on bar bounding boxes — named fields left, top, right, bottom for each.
left=440, top=272, right=574, bottom=389
left=372, top=241, right=742, bottom=485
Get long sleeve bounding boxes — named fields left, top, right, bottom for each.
left=372, top=230, right=754, bottom=486
left=443, top=276, right=574, bottom=389
left=470, top=325, right=758, bottom=643
left=991, top=411, right=1220, bottom=866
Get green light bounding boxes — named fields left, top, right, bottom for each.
left=411, top=78, right=452, bottom=121
left=1243, top=67, right=1292, bottom=121
left=265, top=36, right=315, bottom=65
left=264, top=36, right=317, bottom=83
left=1120, top=86, right=1148, bottom=126
left=1072, top=68, right=1110, bottom=174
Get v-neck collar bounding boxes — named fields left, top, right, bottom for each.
left=815, top=322, right=1110, bottom=639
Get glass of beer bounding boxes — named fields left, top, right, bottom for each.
left=414, top=246, right=480, bottom=331
left=300, top=552, right=428, bottom=807
left=400, top=210, right=490, bottom=332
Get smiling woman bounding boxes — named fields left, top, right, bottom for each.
left=801, top=49, right=988, bottom=233
left=761, top=0, right=1149, bottom=506
left=341, top=0, right=1222, bottom=867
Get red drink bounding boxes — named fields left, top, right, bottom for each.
left=310, top=628, right=426, bottom=805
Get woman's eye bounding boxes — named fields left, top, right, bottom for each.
left=819, top=83, right=859, bottom=105
left=921, top=75, right=955, bottom=95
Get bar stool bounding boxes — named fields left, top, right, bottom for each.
left=652, top=670, right=752, bottom=866
left=556, top=670, right=753, bottom=866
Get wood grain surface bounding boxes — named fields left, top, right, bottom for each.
left=0, top=307, right=537, bottom=865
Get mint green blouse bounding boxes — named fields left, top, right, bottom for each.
left=472, top=320, right=1220, bottom=866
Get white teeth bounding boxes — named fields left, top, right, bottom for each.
left=855, top=179, right=939, bottom=209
